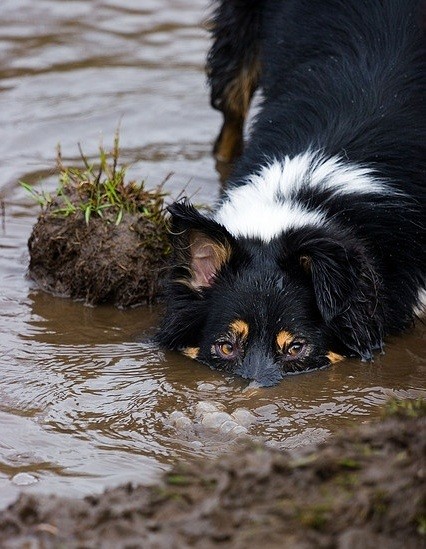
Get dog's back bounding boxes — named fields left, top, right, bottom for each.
left=236, top=0, right=425, bottom=183
left=158, top=0, right=426, bottom=385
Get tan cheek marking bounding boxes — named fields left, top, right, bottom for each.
left=229, top=319, right=249, bottom=340
left=276, top=330, right=294, bottom=350
left=327, top=352, right=344, bottom=364
left=182, top=347, right=199, bottom=360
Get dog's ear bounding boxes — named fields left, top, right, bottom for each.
left=168, top=201, right=234, bottom=290
left=299, top=238, right=383, bottom=360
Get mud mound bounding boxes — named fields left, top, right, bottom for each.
left=26, top=140, right=170, bottom=307
left=1, top=402, right=424, bottom=548
left=28, top=208, right=168, bottom=307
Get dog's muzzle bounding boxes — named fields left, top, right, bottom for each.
left=235, top=348, right=282, bottom=387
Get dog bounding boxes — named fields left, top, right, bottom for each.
left=157, top=0, right=426, bottom=386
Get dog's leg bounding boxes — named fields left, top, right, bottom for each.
left=207, top=0, right=261, bottom=164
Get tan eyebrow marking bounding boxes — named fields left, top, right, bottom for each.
left=276, top=330, right=294, bottom=350
left=327, top=352, right=344, bottom=364
left=182, top=347, right=199, bottom=359
left=229, top=319, right=249, bottom=340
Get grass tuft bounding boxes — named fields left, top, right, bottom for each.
left=21, top=130, right=170, bottom=229
left=383, top=398, right=426, bottom=419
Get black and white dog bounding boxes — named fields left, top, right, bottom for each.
left=157, top=0, right=426, bottom=386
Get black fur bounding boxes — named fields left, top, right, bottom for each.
left=207, top=0, right=260, bottom=113
left=157, top=0, right=426, bottom=385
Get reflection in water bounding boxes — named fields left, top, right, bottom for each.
left=0, top=0, right=425, bottom=510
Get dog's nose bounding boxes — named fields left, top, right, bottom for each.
left=237, top=350, right=281, bottom=387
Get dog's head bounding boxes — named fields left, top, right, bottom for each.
left=157, top=201, right=383, bottom=386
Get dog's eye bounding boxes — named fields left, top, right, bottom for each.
left=286, top=341, right=306, bottom=359
left=215, top=341, right=238, bottom=360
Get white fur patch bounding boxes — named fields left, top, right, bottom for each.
left=413, top=288, right=426, bottom=318
left=215, top=193, right=325, bottom=242
left=214, top=151, right=391, bottom=242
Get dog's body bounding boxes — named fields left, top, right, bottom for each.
left=158, top=0, right=426, bottom=385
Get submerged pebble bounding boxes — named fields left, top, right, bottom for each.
left=231, top=408, right=257, bottom=427
left=196, top=382, right=217, bottom=391
left=174, top=416, right=193, bottom=430
left=200, top=411, right=233, bottom=429
left=11, top=473, right=38, bottom=486
left=195, top=401, right=225, bottom=415
left=168, top=400, right=256, bottom=439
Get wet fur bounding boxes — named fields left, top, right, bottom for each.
left=157, top=0, right=426, bottom=385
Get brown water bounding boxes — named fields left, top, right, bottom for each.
left=0, top=0, right=424, bottom=509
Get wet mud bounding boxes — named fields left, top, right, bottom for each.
left=28, top=208, right=168, bottom=307
left=1, top=402, right=424, bottom=548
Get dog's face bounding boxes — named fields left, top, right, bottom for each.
left=188, top=268, right=337, bottom=386
left=158, top=202, right=382, bottom=386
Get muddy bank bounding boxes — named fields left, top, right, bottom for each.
left=1, top=401, right=424, bottom=548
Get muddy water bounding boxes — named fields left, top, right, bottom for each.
left=0, top=0, right=424, bottom=509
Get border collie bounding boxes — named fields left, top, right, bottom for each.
left=157, top=0, right=426, bottom=386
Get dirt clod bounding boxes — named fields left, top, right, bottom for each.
left=26, top=139, right=170, bottom=306
left=28, top=208, right=168, bottom=306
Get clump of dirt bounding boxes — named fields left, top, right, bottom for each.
left=26, top=136, right=170, bottom=306
left=1, top=399, right=424, bottom=548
